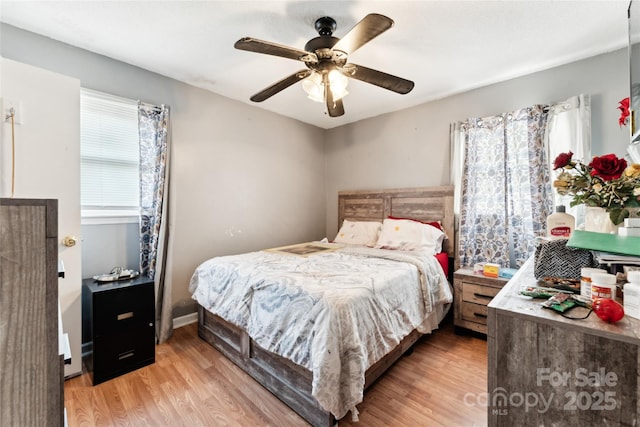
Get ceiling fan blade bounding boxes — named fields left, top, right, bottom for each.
left=325, top=81, right=345, bottom=117
left=250, top=70, right=312, bottom=102
left=333, top=14, right=394, bottom=55
left=345, top=63, right=414, bottom=94
left=235, top=37, right=317, bottom=62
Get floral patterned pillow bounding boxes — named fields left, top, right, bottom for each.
left=374, top=218, right=445, bottom=254
left=387, top=215, right=448, bottom=239
left=334, top=220, right=383, bottom=246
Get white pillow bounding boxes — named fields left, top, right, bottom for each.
left=374, top=218, right=445, bottom=254
left=334, top=220, right=383, bottom=246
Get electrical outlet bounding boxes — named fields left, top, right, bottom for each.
left=2, top=98, right=23, bottom=124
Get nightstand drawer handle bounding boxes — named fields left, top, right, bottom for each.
left=118, top=350, right=135, bottom=360
left=117, top=311, right=134, bottom=321
left=473, top=292, right=494, bottom=300
left=474, top=312, right=488, bottom=319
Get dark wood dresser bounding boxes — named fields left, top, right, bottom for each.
left=82, top=275, right=155, bottom=385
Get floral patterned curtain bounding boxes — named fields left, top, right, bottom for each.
left=458, top=105, right=553, bottom=268
left=138, top=102, right=172, bottom=343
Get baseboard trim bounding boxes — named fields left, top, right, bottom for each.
left=173, top=312, right=197, bottom=329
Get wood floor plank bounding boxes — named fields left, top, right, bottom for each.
left=65, top=317, right=488, bottom=426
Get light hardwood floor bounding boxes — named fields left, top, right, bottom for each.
left=64, top=316, right=488, bottom=427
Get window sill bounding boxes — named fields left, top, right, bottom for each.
left=81, top=210, right=139, bottom=225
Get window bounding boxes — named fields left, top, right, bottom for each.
left=80, top=89, right=139, bottom=223
left=544, top=94, right=592, bottom=225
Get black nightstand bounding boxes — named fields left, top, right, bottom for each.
left=82, top=275, right=155, bottom=385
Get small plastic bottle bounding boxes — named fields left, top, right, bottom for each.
left=580, top=267, right=605, bottom=299
left=546, top=205, right=575, bottom=239
left=624, top=271, right=640, bottom=320
left=591, top=272, right=617, bottom=301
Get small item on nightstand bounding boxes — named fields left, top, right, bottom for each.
left=93, top=267, right=139, bottom=283
left=473, top=262, right=486, bottom=275
left=623, top=271, right=640, bottom=319
left=498, top=267, right=518, bottom=279
left=483, top=263, right=500, bottom=278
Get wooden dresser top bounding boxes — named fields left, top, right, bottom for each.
left=488, top=257, right=640, bottom=345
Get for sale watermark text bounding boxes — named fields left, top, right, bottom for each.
left=537, top=367, right=618, bottom=387
left=464, top=367, right=619, bottom=415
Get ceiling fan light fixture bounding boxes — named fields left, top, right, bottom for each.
left=302, top=71, right=325, bottom=102
left=302, top=70, right=349, bottom=103
left=328, top=70, right=349, bottom=101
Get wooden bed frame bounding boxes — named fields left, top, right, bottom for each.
left=197, top=186, right=455, bottom=426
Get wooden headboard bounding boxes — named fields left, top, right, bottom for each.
left=338, top=186, right=456, bottom=260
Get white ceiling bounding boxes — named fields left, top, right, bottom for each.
left=0, top=1, right=632, bottom=129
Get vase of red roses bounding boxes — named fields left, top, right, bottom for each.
left=552, top=151, right=640, bottom=232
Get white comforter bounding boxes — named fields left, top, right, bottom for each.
left=189, top=244, right=452, bottom=419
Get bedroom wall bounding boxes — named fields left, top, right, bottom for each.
left=0, top=24, right=326, bottom=323
left=324, top=48, right=631, bottom=238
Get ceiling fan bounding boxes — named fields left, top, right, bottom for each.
left=234, top=13, right=415, bottom=117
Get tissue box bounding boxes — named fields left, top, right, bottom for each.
left=483, top=263, right=500, bottom=278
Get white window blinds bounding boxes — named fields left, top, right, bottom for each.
left=80, top=89, right=139, bottom=221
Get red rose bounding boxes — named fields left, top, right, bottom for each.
left=618, top=97, right=630, bottom=127
left=589, top=154, right=627, bottom=181
left=553, top=151, right=573, bottom=170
